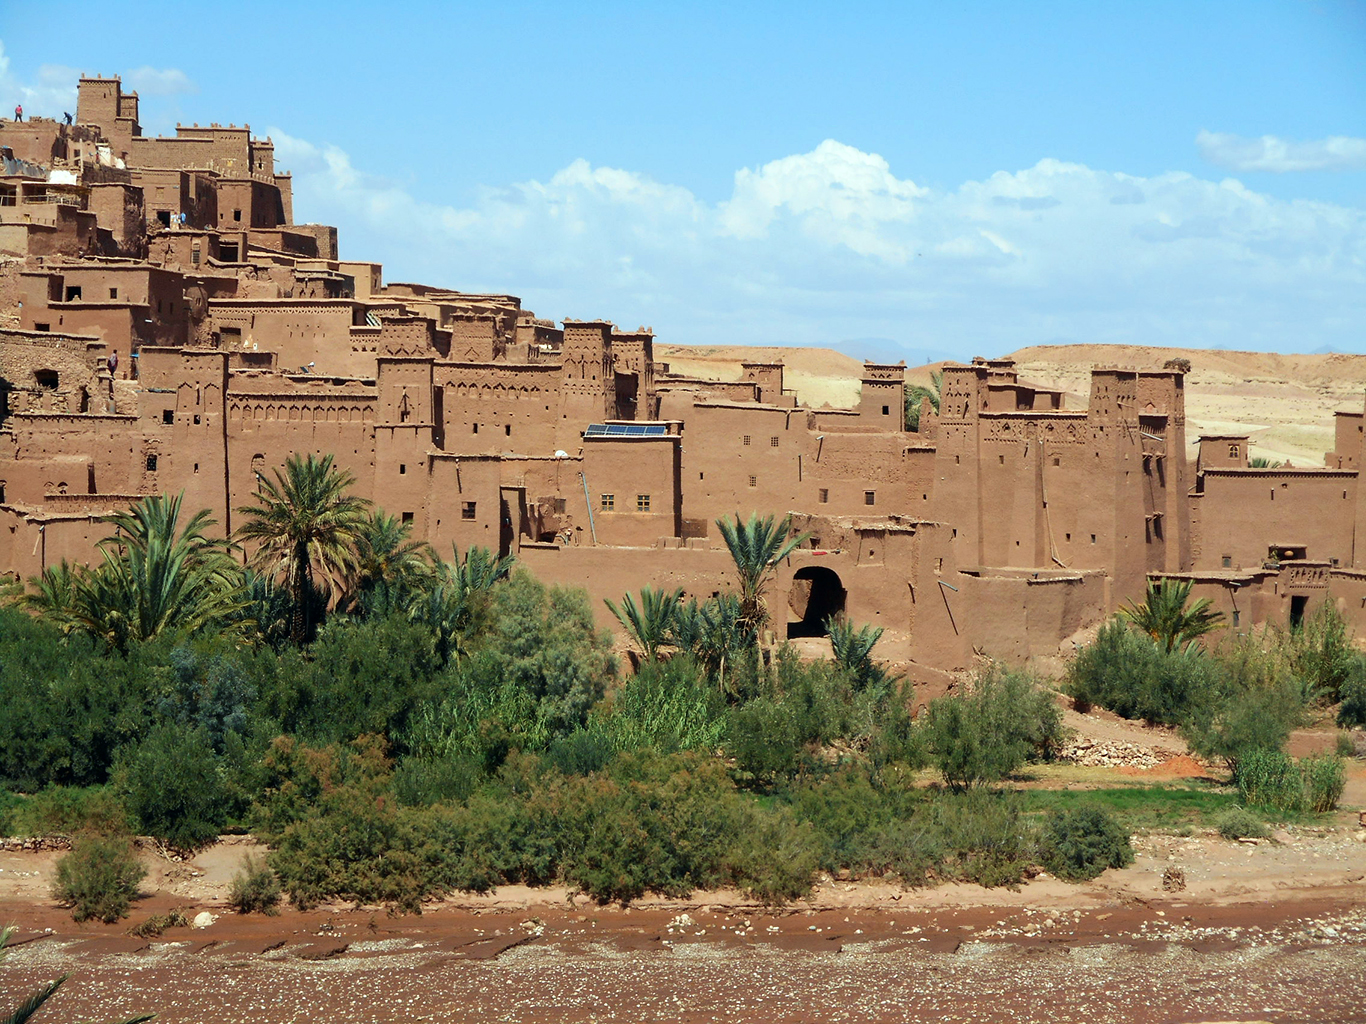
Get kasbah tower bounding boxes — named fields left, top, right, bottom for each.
left=2, top=76, right=1364, bottom=693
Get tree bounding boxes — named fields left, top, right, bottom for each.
left=27, top=495, right=244, bottom=651
left=1118, top=578, right=1224, bottom=653
left=410, top=544, right=513, bottom=665
left=827, top=615, right=888, bottom=689
left=235, top=454, right=371, bottom=643
left=904, top=369, right=943, bottom=432
left=605, top=586, right=682, bottom=663
left=923, top=668, right=1064, bottom=789
left=715, top=512, right=809, bottom=636
left=348, top=510, right=432, bottom=615
left=672, top=593, right=753, bottom=695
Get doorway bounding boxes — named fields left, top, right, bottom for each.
left=787, top=565, right=846, bottom=638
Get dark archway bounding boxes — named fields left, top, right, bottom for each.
left=786, top=565, right=846, bottom=638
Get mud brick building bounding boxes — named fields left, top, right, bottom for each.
left=3, top=76, right=1364, bottom=685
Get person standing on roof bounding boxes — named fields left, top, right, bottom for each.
left=64, top=112, right=73, bottom=125
left=13, top=104, right=21, bottom=122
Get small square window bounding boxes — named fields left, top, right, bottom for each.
left=864, top=490, right=875, bottom=506
left=402, top=511, right=414, bottom=524
left=637, top=494, right=651, bottom=512
left=461, top=501, right=477, bottom=520
left=1090, top=534, right=1097, bottom=544
left=881, top=405, right=889, bottom=415
left=1053, top=457, right=1061, bottom=467
left=1228, top=444, right=1240, bottom=458
left=162, top=409, right=174, bottom=424
left=818, top=488, right=829, bottom=503
left=601, top=493, right=615, bottom=511
left=145, top=455, right=158, bottom=472
left=193, top=414, right=201, bottom=425
left=1222, top=555, right=1232, bottom=568
left=109, top=287, right=118, bottom=299
left=743, top=435, right=751, bottom=446
left=770, top=436, right=779, bottom=447
left=1065, top=533, right=1071, bottom=541
left=399, top=464, right=406, bottom=474
left=748, top=475, right=757, bottom=488
left=233, top=209, right=242, bottom=222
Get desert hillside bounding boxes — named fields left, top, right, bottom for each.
left=660, top=341, right=1366, bottom=466
left=1004, top=344, right=1366, bottom=466
left=656, top=344, right=864, bottom=409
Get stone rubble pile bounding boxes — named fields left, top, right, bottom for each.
left=1059, top=738, right=1174, bottom=768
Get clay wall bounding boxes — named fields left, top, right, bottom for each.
left=86, top=183, right=146, bottom=254
left=1329, top=411, right=1363, bottom=470
left=1198, top=435, right=1249, bottom=471
left=435, top=362, right=562, bottom=457
left=1191, top=470, right=1357, bottom=569
left=581, top=436, right=681, bottom=546
left=426, top=453, right=505, bottom=555
left=4, top=413, right=144, bottom=503
left=209, top=300, right=360, bottom=373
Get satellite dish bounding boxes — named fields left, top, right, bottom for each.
left=554, top=449, right=569, bottom=459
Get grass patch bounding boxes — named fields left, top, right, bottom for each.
left=1013, top=784, right=1243, bottom=832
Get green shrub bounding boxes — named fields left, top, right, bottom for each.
left=1039, top=807, right=1134, bottom=881
left=726, top=697, right=801, bottom=782
left=228, top=854, right=282, bottom=914
left=1300, top=754, right=1345, bottom=813
left=129, top=908, right=189, bottom=937
left=52, top=835, right=146, bottom=923
left=923, top=668, right=1063, bottom=789
left=1214, top=807, right=1270, bottom=840
left=1337, top=661, right=1366, bottom=729
left=119, top=725, right=228, bottom=850
left=545, top=727, right=616, bottom=776
left=1236, top=748, right=1305, bottom=813
left=1181, top=657, right=1305, bottom=772
left=1336, top=732, right=1357, bottom=758
left=601, top=657, right=727, bottom=754
left=6, top=786, right=130, bottom=837
left=921, top=791, right=1035, bottom=888
left=726, top=805, right=819, bottom=903
left=1067, top=621, right=1222, bottom=725
left=1287, top=603, right=1356, bottom=704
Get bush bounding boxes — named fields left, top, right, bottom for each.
left=129, top=908, right=189, bottom=937
left=726, top=697, right=801, bottom=782
left=726, top=805, right=820, bottom=903
left=1236, top=748, right=1305, bottom=813
left=1066, top=621, right=1217, bottom=725
left=1214, top=807, right=1270, bottom=840
left=921, top=791, right=1036, bottom=888
left=1301, top=754, right=1345, bottom=813
left=6, top=786, right=130, bottom=837
left=1181, top=663, right=1305, bottom=772
left=1287, top=603, right=1356, bottom=704
left=601, top=657, right=727, bottom=754
left=52, top=835, right=146, bottom=923
left=228, top=854, right=282, bottom=914
left=923, top=668, right=1064, bottom=789
left=1039, top=806, right=1134, bottom=881
left=1337, top=660, right=1366, bottom=728
left=119, top=725, right=228, bottom=851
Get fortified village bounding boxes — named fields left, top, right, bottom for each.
left=1, top=77, right=1363, bottom=687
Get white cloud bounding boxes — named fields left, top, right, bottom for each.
left=271, top=132, right=1365, bottom=359
left=124, top=66, right=197, bottom=97
left=1197, top=130, right=1366, bottom=173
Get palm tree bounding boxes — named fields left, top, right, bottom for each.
left=605, top=586, right=682, bottom=663
left=411, top=544, right=514, bottom=664
left=673, top=593, right=751, bottom=694
left=904, top=369, right=943, bottom=432
left=26, top=495, right=243, bottom=650
left=234, top=453, right=370, bottom=642
left=715, top=512, right=809, bottom=636
left=827, top=615, right=888, bottom=689
left=348, top=510, right=433, bottom=614
left=1119, top=577, right=1225, bottom=653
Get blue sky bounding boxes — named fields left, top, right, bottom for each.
left=2, top=1, right=1364, bottom=362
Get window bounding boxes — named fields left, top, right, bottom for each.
left=1222, top=555, right=1232, bottom=568
left=864, top=490, right=876, bottom=506
left=748, top=475, right=757, bottom=488
left=1053, top=457, right=1061, bottom=467
left=1228, top=443, right=1240, bottom=458
left=881, top=405, right=889, bottom=415
left=1090, top=534, right=1097, bottom=544
left=999, top=454, right=1005, bottom=465
left=145, top=455, right=158, bottom=472
left=472, top=423, right=479, bottom=433
left=819, top=488, right=829, bottom=503
left=191, top=249, right=200, bottom=265
left=162, top=409, right=174, bottom=424
left=402, top=512, right=414, bottom=524
left=109, top=287, right=118, bottom=299
left=637, top=494, right=651, bottom=512
left=399, top=464, right=406, bottom=475
left=33, top=323, right=50, bottom=332
left=65, top=286, right=82, bottom=301
left=156, top=211, right=171, bottom=227
left=601, top=493, right=615, bottom=511
left=193, top=414, right=201, bottom=425
left=505, top=424, right=511, bottom=436
left=193, top=463, right=199, bottom=474
left=770, top=436, right=779, bottom=447
left=233, top=209, right=242, bottom=222
left=461, top=501, right=477, bottom=520
left=1065, top=533, right=1071, bottom=542
left=743, top=435, right=751, bottom=446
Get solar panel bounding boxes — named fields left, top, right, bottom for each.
left=583, top=423, right=669, bottom=438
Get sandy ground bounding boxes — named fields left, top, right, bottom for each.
left=4, top=738, right=1366, bottom=1024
